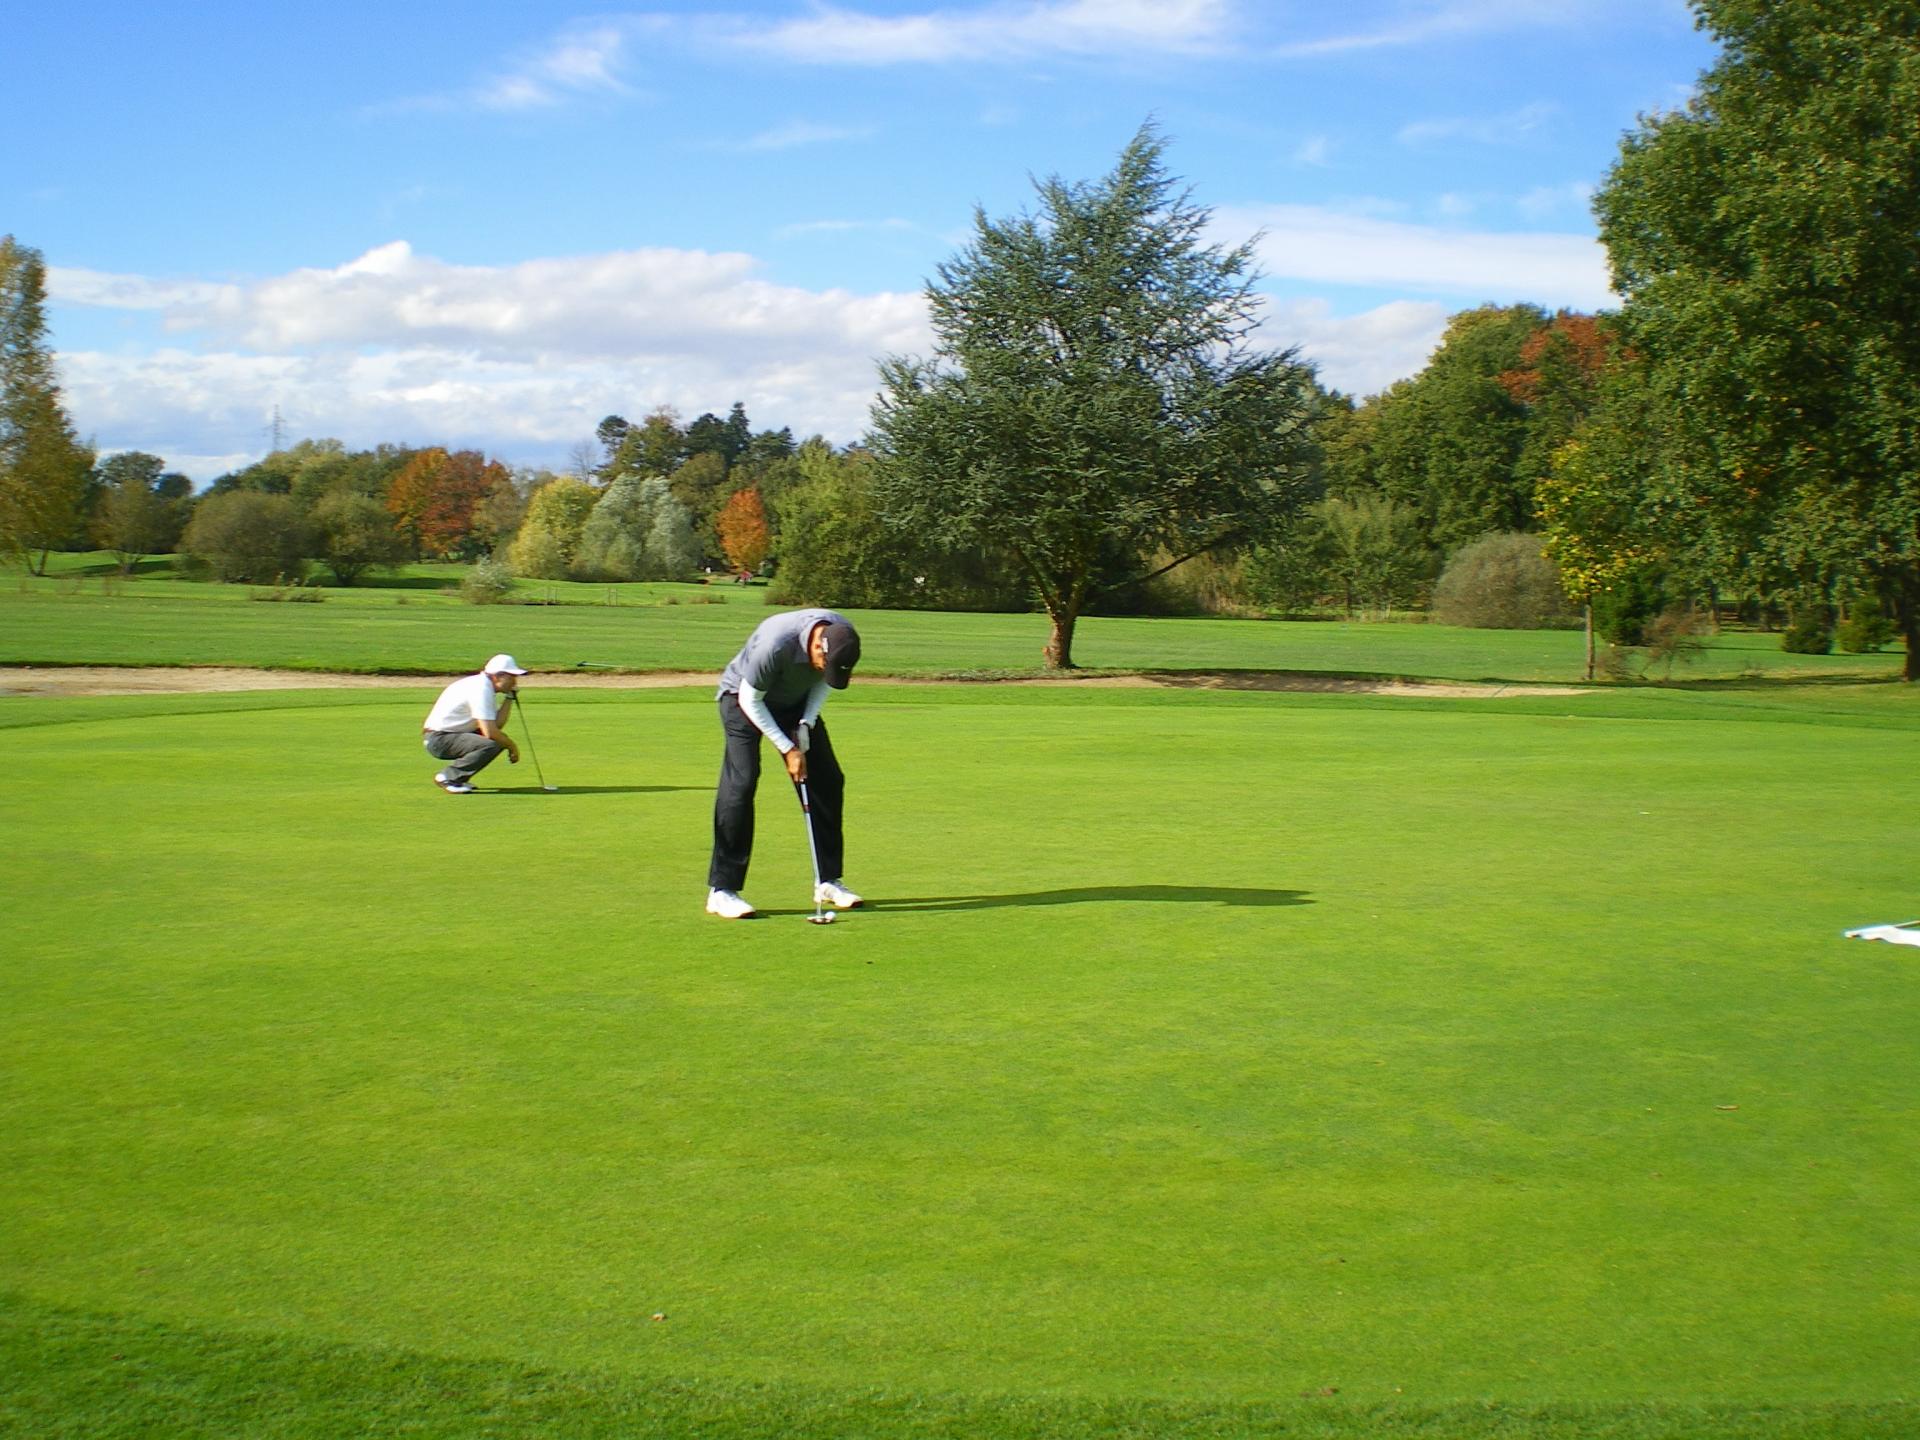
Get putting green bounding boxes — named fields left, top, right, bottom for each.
left=3, top=682, right=1917, bottom=1433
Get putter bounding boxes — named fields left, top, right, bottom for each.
left=513, top=690, right=557, bottom=792
left=795, top=779, right=835, bottom=924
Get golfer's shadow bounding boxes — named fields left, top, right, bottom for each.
left=877, top=885, right=1312, bottom=912
left=489, top=785, right=704, bottom=796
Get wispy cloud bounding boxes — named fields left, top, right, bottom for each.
left=477, top=22, right=636, bottom=109
left=1292, top=135, right=1333, bottom=167
left=723, top=121, right=876, bottom=152
left=375, top=20, right=648, bottom=115
left=49, top=268, right=234, bottom=312
left=1271, top=0, right=1587, bottom=58
left=1216, top=203, right=1614, bottom=310
left=774, top=217, right=919, bottom=239
left=719, top=0, right=1236, bottom=65
left=1517, top=180, right=1595, bottom=220
left=1398, top=101, right=1556, bottom=146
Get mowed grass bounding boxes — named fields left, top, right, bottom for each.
left=3, top=679, right=1918, bottom=1437
left=1, top=552, right=1906, bottom=683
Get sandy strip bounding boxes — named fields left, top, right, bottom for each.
left=0, top=665, right=1586, bottom=699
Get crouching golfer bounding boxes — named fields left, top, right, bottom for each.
left=421, top=654, right=526, bottom=793
left=707, top=610, right=862, bottom=919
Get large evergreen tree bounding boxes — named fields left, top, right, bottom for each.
left=1595, top=0, right=1920, bottom=677
left=0, top=236, right=93, bottom=572
left=869, top=125, right=1319, bottom=667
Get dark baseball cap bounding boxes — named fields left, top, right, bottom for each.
left=819, top=620, right=861, bottom=689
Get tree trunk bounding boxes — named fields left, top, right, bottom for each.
left=1895, top=581, right=1920, bottom=682
left=1584, top=599, right=1596, bottom=681
left=1043, top=602, right=1080, bottom=669
left=32, top=548, right=50, bottom=577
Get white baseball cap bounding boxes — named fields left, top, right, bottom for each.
left=483, top=653, right=528, bottom=675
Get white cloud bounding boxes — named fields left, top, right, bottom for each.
left=478, top=22, right=635, bottom=109
left=723, top=0, right=1235, bottom=65
left=376, top=20, right=647, bottom=115
left=774, top=217, right=919, bottom=238
left=48, top=216, right=1610, bottom=480
left=1271, top=0, right=1587, bottom=57
left=382, top=1, right=1653, bottom=119
left=1517, top=180, right=1595, bottom=220
left=1264, top=297, right=1451, bottom=397
left=726, top=121, right=876, bottom=152
left=115, top=241, right=932, bottom=362
left=48, top=268, right=234, bottom=312
left=51, top=243, right=935, bottom=480
left=1292, top=135, right=1333, bottom=167
left=1217, top=203, right=1614, bottom=310
left=1397, top=101, right=1556, bottom=147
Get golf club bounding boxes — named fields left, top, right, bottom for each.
left=795, top=779, right=835, bottom=924
left=514, top=690, right=557, bottom=792
left=574, top=661, right=617, bottom=669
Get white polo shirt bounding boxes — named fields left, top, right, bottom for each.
left=424, top=672, right=499, bottom=734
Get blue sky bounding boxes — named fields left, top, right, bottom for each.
left=9, top=0, right=1717, bottom=482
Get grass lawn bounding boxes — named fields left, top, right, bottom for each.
left=0, top=553, right=1905, bottom=684
left=3, top=670, right=1918, bottom=1437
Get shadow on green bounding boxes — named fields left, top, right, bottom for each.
left=878, top=884, right=1312, bottom=910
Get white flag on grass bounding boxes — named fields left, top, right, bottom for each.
left=1844, top=922, right=1920, bottom=948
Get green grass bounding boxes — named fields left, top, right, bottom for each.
left=4, top=678, right=1918, bottom=1437
left=0, top=553, right=1903, bottom=683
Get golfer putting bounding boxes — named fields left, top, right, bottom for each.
left=707, top=609, right=863, bottom=920
left=421, top=653, right=527, bottom=793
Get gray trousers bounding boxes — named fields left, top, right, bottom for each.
left=424, top=730, right=503, bottom=784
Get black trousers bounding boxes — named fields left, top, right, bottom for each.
left=708, top=693, right=846, bottom=893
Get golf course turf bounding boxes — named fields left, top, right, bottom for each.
left=3, top=576, right=1917, bottom=1437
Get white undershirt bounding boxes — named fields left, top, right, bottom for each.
left=738, top=679, right=829, bottom=753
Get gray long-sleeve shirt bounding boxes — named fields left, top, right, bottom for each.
left=716, top=607, right=847, bottom=752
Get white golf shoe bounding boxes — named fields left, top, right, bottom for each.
left=705, top=888, right=757, bottom=920
left=814, top=880, right=864, bottom=910
left=433, top=773, right=475, bottom=794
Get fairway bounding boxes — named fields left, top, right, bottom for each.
left=3, top=678, right=1918, bottom=1436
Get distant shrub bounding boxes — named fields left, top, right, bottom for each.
left=312, top=491, right=405, bottom=586
left=1102, top=551, right=1256, bottom=617
left=1638, top=607, right=1709, bottom=678
left=180, top=492, right=310, bottom=584
left=248, top=586, right=324, bottom=603
left=1430, top=532, right=1577, bottom=629
left=460, top=558, right=516, bottom=605
left=1591, top=568, right=1670, bottom=646
left=1782, top=608, right=1834, bottom=654
left=1838, top=609, right=1896, bottom=653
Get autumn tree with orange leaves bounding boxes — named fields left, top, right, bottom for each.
left=386, top=448, right=514, bottom=560
left=714, top=487, right=770, bottom=575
